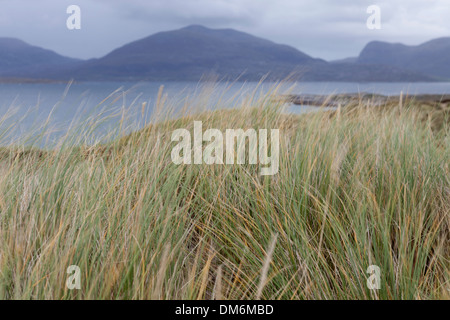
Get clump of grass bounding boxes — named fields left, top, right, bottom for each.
left=0, top=84, right=448, bottom=300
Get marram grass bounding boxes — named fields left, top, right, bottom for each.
left=0, top=86, right=448, bottom=300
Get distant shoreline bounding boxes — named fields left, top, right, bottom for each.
left=0, top=78, right=449, bottom=85
left=0, top=78, right=71, bottom=84
left=284, top=93, right=450, bottom=107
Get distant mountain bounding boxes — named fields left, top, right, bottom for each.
left=57, top=25, right=327, bottom=81
left=357, top=38, right=450, bottom=80
left=55, top=25, right=430, bottom=82
left=0, top=26, right=438, bottom=82
left=0, top=38, right=82, bottom=77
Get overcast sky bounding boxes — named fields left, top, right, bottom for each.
left=0, top=0, right=449, bottom=61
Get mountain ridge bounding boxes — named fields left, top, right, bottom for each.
left=60, top=25, right=328, bottom=81
left=357, top=37, right=450, bottom=80
left=0, top=26, right=444, bottom=82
